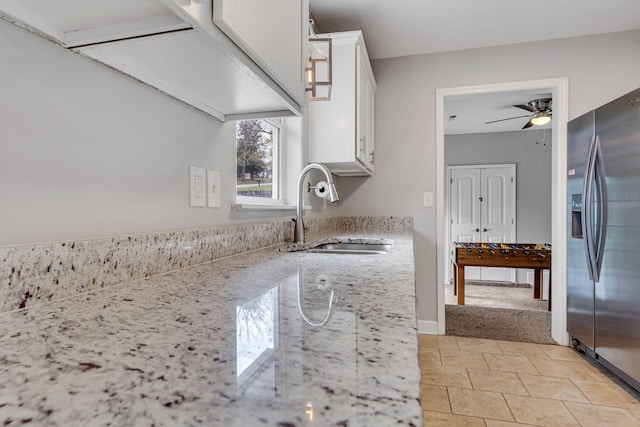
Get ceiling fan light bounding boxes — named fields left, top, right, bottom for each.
left=531, top=114, right=551, bottom=126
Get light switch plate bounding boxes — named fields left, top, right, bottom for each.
left=423, top=191, right=434, bottom=207
left=207, top=170, right=221, bottom=208
left=189, top=166, right=206, bottom=207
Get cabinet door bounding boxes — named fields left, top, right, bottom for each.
left=213, top=0, right=306, bottom=104
left=367, top=80, right=375, bottom=171
left=356, top=45, right=373, bottom=170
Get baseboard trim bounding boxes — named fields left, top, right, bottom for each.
left=417, top=320, right=439, bottom=335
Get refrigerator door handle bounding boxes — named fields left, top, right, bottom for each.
left=592, top=135, right=608, bottom=282
left=582, top=135, right=597, bottom=281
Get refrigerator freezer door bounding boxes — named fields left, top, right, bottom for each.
left=567, top=111, right=596, bottom=350
left=595, top=87, right=640, bottom=385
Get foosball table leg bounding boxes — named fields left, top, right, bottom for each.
left=456, top=264, right=465, bottom=305
left=452, top=262, right=457, bottom=296
left=534, top=268, right=542, bottom=299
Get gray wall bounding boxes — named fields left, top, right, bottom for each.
left=3, top=15, right=640, bottom=324
left=0, top=19, right=328, bottom=246
left=333, top=29, right=640, bottom=323
left=445, top=130, right=552, bottom=281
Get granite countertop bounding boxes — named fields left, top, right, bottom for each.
left=0, top=233, right=422, bottom=427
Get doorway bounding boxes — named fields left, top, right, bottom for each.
left=448, top=164, right=516, bottom=282
left=435, top=78, right=569, bottom=345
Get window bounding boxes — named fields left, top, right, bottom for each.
left=236, top=118, right=281, bottom=204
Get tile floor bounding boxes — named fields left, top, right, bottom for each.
left=419, top=334, right=640, bottom=426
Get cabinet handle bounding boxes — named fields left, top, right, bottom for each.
left=483, top=228, right=491, bottom=232
left=471, top=228, right=480, bottom=232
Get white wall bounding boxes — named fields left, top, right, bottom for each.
left=333, top=29, right=640, bottom=322
left=0, top=19, right=317, bottom=246
left=445, top=130, right=553, bottom=281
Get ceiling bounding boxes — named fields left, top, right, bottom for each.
left=309, top=0, right=640, bottom=134
left=444, top=90, right=553, bottom=135
left=309, top=0, right=640, bottom=60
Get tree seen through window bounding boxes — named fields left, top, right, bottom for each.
left=236, top=119, right=278, bottom=199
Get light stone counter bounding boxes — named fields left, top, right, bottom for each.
left=0, top=233, right=422, bottom=427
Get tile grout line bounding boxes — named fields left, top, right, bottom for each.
left=445, top=385, right=453, bottom=415
left=559, top=399, right=585, bottom=426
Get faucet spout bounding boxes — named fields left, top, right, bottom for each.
left=294, top=163, right=339, bottom=243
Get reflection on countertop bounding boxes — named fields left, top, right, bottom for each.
left=0, top=233, right=421, bottom=426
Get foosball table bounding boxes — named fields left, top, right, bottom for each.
left=451, top=242, right=552, bottom=311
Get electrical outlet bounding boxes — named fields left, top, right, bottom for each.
left=207, top=170, right=221, bottom=208
left=189, top=166, right=206, bottom=207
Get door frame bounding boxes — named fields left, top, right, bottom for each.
left=446, top=163, right=517, bottom=283
left=435, top=78, right=569, bottom=345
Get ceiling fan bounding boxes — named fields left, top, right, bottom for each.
left=485, top=98, right=552, bottom=129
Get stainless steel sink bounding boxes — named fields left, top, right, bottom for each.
left=304, top=242, right=391, bottom=254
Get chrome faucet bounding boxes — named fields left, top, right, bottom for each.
left=294, top=163, right=340, bottom=243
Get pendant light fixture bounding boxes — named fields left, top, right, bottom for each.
left=306, top=20, right=332, bottom=101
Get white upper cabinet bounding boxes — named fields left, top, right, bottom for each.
left=0, top=0, right=307, bottom=122
left=308, top=31, right=376, bottom=176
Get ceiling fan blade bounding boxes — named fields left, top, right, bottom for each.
left=514, top=104, right=537, bottom=112
left=522, top=120, right=534, bottom=129
left=485, top=114, right=532, bottom=125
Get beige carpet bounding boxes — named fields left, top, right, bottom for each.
left=445, top=281, right=555, bottom=344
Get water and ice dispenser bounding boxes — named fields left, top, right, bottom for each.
left=571, top=194, right=583, bottom=239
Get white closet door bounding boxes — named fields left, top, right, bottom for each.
left=450, top=168, right=482, bottom=280
left=448, top=164, right=516, bottom=283
left=480, top=166, right=516, bottom=281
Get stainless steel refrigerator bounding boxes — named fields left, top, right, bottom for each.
left=567, top=87, right=640, bottom=391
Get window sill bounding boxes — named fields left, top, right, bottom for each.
left=232, top=203, right=311, bottom=211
